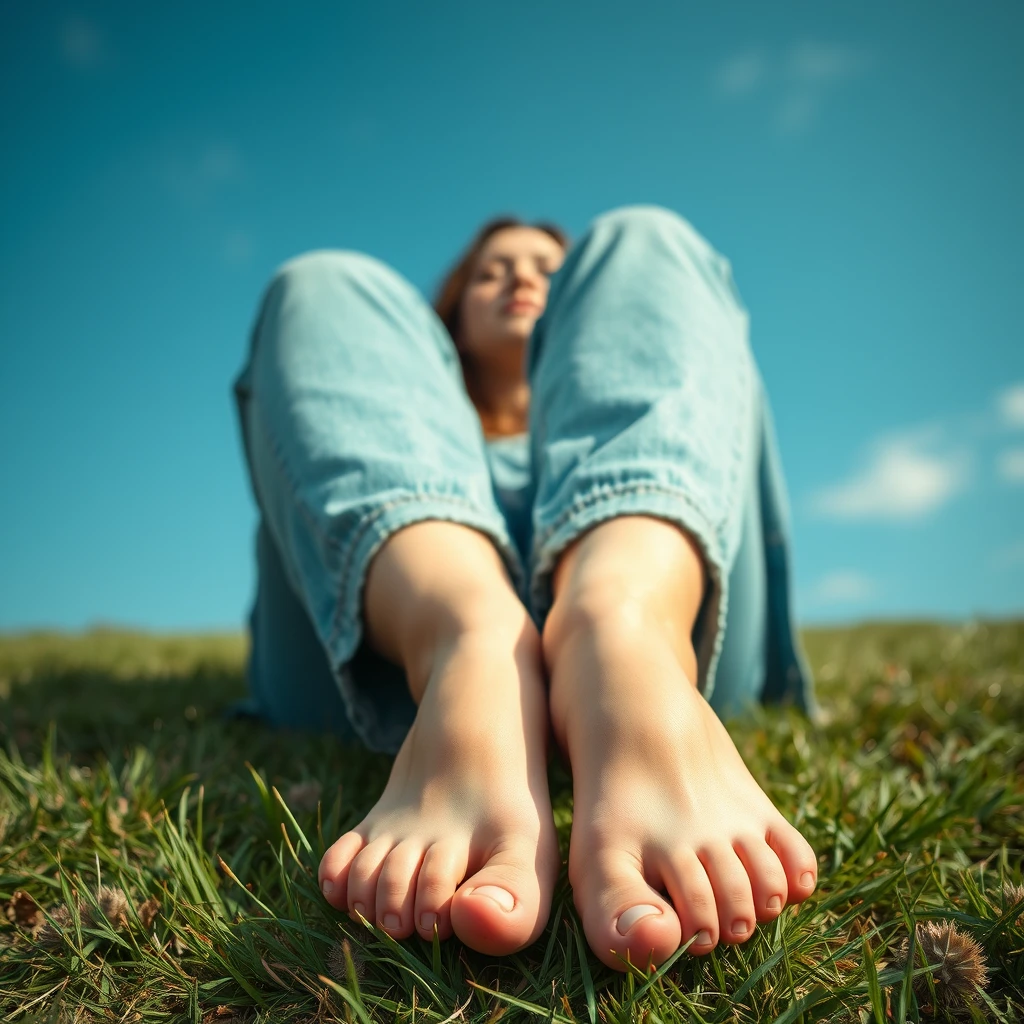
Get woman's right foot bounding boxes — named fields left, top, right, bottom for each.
left=318, top=614, right=560, bottom=956
left=548, top=612, right=818, bottom=970
left=543, top=516, right=818, bottom=971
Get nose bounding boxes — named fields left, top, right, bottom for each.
left=510, top=258, right=546, bottom=293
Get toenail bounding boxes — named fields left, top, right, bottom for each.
left=800, top=871, right=815, bottom=888
left=321, top=879, right=334, bottom=897
left=696, top=930, right=712, bottom=946
left=616, top=904, right=662, bottom=935
left=767, top=895, right=783, bottom=912
left=471, top=885, right=515, bottom=912
left=419, top=912, right=438, bottom=933
left=731, top=919, right=750, bottom=936
left=352, top=902, right=366, bottom=918
left=382, top=913, right=401, bottom=930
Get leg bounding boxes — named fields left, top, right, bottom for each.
left=238, top=519, right=358, bottom=737
left=320, top=519, right=558, bottom=954
left=233, top=248, right=529, bottom=749
left=706, top=449, right=768, bottom=721
left=233, top=251, right=557, bottom=952
left=526, top=206, right=817, bottom=970
left=235, top=519, right=411, bottom=741
left=543, top=516, right=815, bottom=970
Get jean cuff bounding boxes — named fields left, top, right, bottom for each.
left=325, top=491, right=527, bottom=754
left=529, top=482, right=728, bottom=703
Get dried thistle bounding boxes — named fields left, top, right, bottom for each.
left=893, top=921, right=989, bottom=1012
left=36, top=903, right=74, bottom=948
left=57, top=1005, right=95, bottom=1024
left=201, top=1006, right=244, bottom=1024
left=136, top=895, right=161, bottom=929
left=4, top=891, right=42, bottom=930
left=326, top=938, right=366, bottom=982
left=89, top=885, right=129, bottom=930
left=325, top=942, right=347, bottom=981
left=285, top=780, right=322, bottom=813
left=998, top=882, right=1024, bottom=927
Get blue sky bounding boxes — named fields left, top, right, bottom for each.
left=1, top=2, right=1022, bottom=632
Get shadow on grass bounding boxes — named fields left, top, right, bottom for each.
left=0, top=655, right=403, bottom=860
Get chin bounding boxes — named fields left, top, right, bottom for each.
left=488, top=328, right=531, bottom=347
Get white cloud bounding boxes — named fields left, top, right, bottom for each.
left=197, top=145, right=241, bottom=183
left=997, top=383, right=1024, bottom=428
left=997, top=447, right=1024, bottom=483
left=775, top=93, right=821, bottom=135
left=712, top=40, right=871, bottom=136
left=59, top=17, right=105, bottom=69
left=812, top=428, right=969, bottom=521
left=161, top=144, right=243, bottom=207
left=778, top=42, right=870, bottom=135
left=786, top=41, right=869, bottom=83
left=714, top=52, right=767, bottom=96
left=808, top=570, right=877, bottom=605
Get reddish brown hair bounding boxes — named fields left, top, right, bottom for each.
left=433, top=215, right=570, bottom=377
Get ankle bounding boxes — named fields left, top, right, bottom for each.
left=545, top=592, right=699, bottom=684
left=541, top=516, right=705, bottom=673
left=405, top=604, right=541, bottom=705
left=363, top=520, right=526, bottom=682
left=546, top=601, right=699, bottom=751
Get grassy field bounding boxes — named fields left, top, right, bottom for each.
left=0, top=622, right=1022, bottom=1023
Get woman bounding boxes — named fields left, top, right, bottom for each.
left=232, top=205, right=819, bottom=971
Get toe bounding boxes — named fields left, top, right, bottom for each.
left=734, top=836, right=789, bottom=923
left=319, top=831, right=365, bottom=911
left=346, top=836, right=393, bottom=923
left=699, top=845, right=756, bottom=945
left=658, top=848, right=719, bottom=954
left=375, top=841, right=425, bottom=937
left=415, top=841, right=468, bottom=941
left=451, top=838, right=551, bottom=956
left=575, top=848, right=681, bottom=972
left=766, top=820, right=818, bottom=904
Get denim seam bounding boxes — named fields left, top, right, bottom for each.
left=255, top=404, right=518, bottom=665
left=708, top=329, right=752, bottom=697
left=252, top=402, right=345, bottom=557
left=529, top=310, right=754, bottom=701
left=534, top=480, right=728, bottom=559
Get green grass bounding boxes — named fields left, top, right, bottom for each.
left=1, top=621, right=1022, bottom=1023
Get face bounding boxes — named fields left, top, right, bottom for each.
left=457, top=226, right=566, bottom=370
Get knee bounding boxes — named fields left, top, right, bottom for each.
left=589, top=203, right=700, bottom=242
left=269, top=249, right=386, bottom=295
left=588, top=205, right=745, bottom=315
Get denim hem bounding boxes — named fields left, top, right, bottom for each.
left=325, top=491, right=527, bottom=753
left=529, top=482, right=728, bottom=703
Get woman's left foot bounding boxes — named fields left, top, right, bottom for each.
left=318, top=618, right=560, bottom=956
left=546, top=605, right=818, bottom=971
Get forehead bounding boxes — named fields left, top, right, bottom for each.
left=477, top=226, right=564, bottom=263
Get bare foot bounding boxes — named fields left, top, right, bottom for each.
left=548, top=611, right=818, bottom=971
left=318, top=621, right=560, bottom=955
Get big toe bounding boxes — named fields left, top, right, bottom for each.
left=767, top=819, right=818, bottom=904
left=576, top=849, right=681, bottom=972
left=318, top=831, right=365, bottom=911
left=450, top=840, right=553, bottom=956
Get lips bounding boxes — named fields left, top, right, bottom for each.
left=504, top=299, right=542, bottom=315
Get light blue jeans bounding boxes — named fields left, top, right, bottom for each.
left=232, top=205, right=815, bottom=753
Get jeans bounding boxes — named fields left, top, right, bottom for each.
left=231, top=205, right=815, bottom=753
